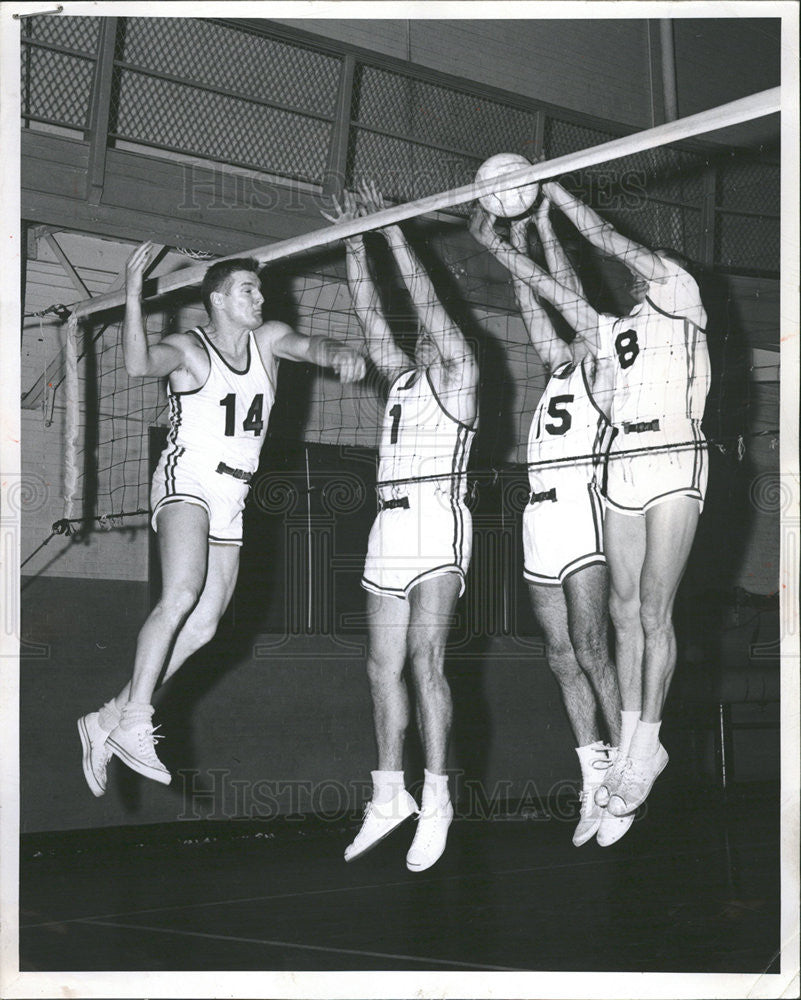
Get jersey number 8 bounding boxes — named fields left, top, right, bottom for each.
left=614, top=330, right=640, bottom=369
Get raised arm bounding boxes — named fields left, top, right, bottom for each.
left=359, top=181, right=472, bottom=372
left=532, top=195, right=585, bottom=299
left=542, top=178, right=669, bottom=282
left=320, top=190, right=408, bottom=380
left=507, top=214, right=570, bottom=371
left=122, top=242, right=187, bottom=378
left=469, top=204, right=601, bottom=351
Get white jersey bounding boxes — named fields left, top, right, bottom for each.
left=597, top=261, right=710, bottom=430
left=377, top=368, right=476, bottom=500
left=527, top=356, right=611, bottom=492
left=165, top=327, right=276, bottom=474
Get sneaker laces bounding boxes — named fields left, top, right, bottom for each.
left=137, top=723, right=165, bottom=762
left=590, top=745, right=616, bottom=773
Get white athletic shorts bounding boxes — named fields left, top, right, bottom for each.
left=150, top=451, right=251, bottom=545
left=361, top=486, right=472, bottom=599
left=605, top=420, right=708, bottom=516
left=523, top=478, right=606, bottom=587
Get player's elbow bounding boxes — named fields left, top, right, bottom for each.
left=123, top=355, right=150, bottom=378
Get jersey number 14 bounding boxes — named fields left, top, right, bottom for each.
left=220, top=393, right=264, bottom=436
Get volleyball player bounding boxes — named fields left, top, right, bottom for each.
left=471, top=178, right=709, bottom=819
left=323, top=183, right=478, bottom=872
left=473, top=198, right=629, bottom=847
left=78, top=246, right=365, bottom=792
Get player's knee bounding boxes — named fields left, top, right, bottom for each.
left=546, top=641, right=581, bottom=682
left=155, top=585, right=202, bottom=627
left=639, top=596, right=673, bottom=638
left=366, top=653, right=404, bottom=688
left=609, top=591, right=639, bottom=633
left=185, top=616, right=219, bottom=650
left=571, top=631, right=610, bottom=674
left=408, top=636, right=446, bottom=681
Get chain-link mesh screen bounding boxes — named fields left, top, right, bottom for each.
left=717, top=156, right=780, bottom=215
left=20, top=42, right=95, bottom=128
left=109, top=19, right=341, bottom=184
left=348, top=64, right=542, bottom=212
left=715, top=211, right=779, bottom=272
left=351, top=65, right=539, bottom=160
left=117, top=19, right=341, bottom=118
left=21, top=13, right=100, bottom=52
left=347, top=129, right=481, bottom=206
left=112, top=70, right=333, bottom=182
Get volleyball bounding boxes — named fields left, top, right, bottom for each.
left=475, top=152, right=540, bottom=218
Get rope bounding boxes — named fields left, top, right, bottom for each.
left=21, top=508, right=149, bottom=572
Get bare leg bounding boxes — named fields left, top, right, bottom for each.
left=113, top=540, right=241, bottom=709
left=406, top=572, right=462, bottom=773
left=640, top=498, right=701, bottom=722
left=528, top=582, right=601, bottom=746
left=365, top=590, right=411, bottom=771
left=563, top=565, right=621, bottom=745
left=604, top=510, right=647, bottom=713
left=127, top=503, right=211, bottom=706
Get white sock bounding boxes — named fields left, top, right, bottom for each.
left=576, top=742, right=606, bottom=783
left=97, top=699, right=122, bottom=732
left=119, top=702, right=154, bottom=730
left=629, top=720, right=662, bottom=758
left=619, top=710, right=641, bottom=755
left=371, top=770, right=405, bottom=805
left=422, top=768, right=450, bottom=810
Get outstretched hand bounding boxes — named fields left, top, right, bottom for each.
left=355, top=179, right=387, bottom=216
left=320, top=190, right=364, bottom=248
left=125, top=241, right=155, bottom=297
left=468, top=203, right=499, bottom=248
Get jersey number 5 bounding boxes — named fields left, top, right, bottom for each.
left=614, top=330, right=640, bottom=369
left=545, top=394, right=574, bottom=435
left=220, top=393, right=264, bottom=436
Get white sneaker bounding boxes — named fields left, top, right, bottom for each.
left=608, top=744, right=669, bottom=816
left=573, top=787, right=604, bottom=846
left=594, top=746, right=625, bottom=807
left=573, top=743, right=614, bottom=846
left=344, top=789, right=418, bottom=862
left=77, top=712, right=113, bottom=796
left=406, top=799, right=454, bottom=872
left=107, top=720, right=171, bottom=785
left=596, top=808, right=635, bottom=847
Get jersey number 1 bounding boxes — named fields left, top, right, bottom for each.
left=220, top=393, right=264, bottom=436
left=389, top=403, right=402, bottom=444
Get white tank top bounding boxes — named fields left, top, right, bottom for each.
left=528, top=357, right=611, bottom=490
left=165, top=327, right=276, bottom=474
left=597, top=262, right=710, bottom=429
left=377, top=368, right=476, bottom=500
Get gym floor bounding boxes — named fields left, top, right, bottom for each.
left=20, top=781, right=780, bottom=975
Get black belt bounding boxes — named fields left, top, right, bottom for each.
left=378, top=496, right=410, bottom=511
left=216, top=461, right=253, bottom=483
left=529, top=488, right=557, bottom=504
left=623, top=419, right=660, bottom=434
